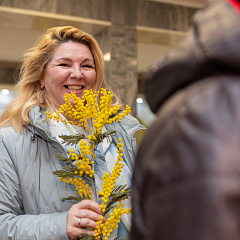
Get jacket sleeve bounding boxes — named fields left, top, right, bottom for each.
left=131, top=78, right=240, bottom=240
left=105, top=114, right=146, bottom=172
left=0, top=132, right=69, bottom=240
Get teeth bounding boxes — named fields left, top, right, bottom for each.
left=68, top=86, right=83, bottom=90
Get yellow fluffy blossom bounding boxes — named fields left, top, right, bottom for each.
left=96, top=206, right=131, bottom=240
left=94, top=138, right=131, bottom=240
left=47, top=89, right=132, bottom=240
left=45, top=88, right=131, bottom=135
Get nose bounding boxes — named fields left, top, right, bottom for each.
left=70, top=66, right=83, bottom=80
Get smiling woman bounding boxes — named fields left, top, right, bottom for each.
left=0, top=26, right=146, bottom=240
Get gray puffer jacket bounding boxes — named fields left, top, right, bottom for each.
left=0, top=105, right=144, bottom=240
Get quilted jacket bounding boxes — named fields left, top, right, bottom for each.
left=130, top=0, right=240, bottom=240
left=0, top=105, right=144, bottom=239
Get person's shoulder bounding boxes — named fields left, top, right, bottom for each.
left=0, top=125, right=23, bottom=142
left=118, top=114, right=142, bottom=127
left=116, top=114, right=146, bottom=135
left=0, top=125, right=16, bottom=135
left=119, top=114, right=140, bottom=125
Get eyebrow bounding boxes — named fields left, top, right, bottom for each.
left=56, top=57, right=94, bottom=62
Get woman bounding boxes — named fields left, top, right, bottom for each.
left=0, top=26, right=145, bottom=240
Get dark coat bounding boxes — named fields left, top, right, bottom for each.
left=130, top=0, right=240, bottom=239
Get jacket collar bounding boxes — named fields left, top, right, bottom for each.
left=26, top=105, right=56, bottom=142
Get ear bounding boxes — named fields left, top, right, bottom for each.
left=40, top=79, right=45, bottom=87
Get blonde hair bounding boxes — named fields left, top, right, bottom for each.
left=0, top=26, right=122, bottom=131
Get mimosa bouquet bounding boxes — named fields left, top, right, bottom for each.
left=46, top=88, right=132, bottom=240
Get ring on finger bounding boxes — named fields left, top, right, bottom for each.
left=78, top=218, right=82, bottom=227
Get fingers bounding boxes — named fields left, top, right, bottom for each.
left=67, top=221, right=96, bottom=240
left=67, top=200, right=104, bottom=240
left=77, top=216, right=98, bottom=229
left=76, top=199, right=102, bottom=215
left=76, top=210, right=101, bottom=227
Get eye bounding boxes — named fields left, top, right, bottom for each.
left=59, top=63, right=69, bottom=67
left=83, top=65, right=93, bottom=69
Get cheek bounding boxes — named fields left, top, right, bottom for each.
left=87, top=71, right=97, bottom=84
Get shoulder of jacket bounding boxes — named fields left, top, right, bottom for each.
left=0, top=125, right=21, bottom=139
left=106, top=114, right=146, bottom=136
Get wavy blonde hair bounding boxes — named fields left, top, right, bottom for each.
left=0, top=26, right=122, bottom=131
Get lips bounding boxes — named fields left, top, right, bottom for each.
left=64, top=85, right=84, bottom=90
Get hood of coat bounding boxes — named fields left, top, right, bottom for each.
left=27, top=105, right=56, bottom=142
left=145, top=0, right=240, bottom=113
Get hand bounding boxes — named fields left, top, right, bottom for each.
left=67, top=199, right=104, bottom=240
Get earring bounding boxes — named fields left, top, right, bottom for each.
left=40, top=84, right=45, bottom=90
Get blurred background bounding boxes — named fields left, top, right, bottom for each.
left=0, top=0, right=207, bottom=126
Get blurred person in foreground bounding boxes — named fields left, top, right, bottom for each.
left=130, top=0, right=240, bottom=239
left=0, top=26, right=145, bottom=240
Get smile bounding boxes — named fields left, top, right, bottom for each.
left=65, top=85, right=84, bottom=90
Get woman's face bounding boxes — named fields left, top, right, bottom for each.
left=41, top=41, right=96, bottom=109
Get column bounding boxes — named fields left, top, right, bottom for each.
left=109, top=0, right=138, bottom=116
